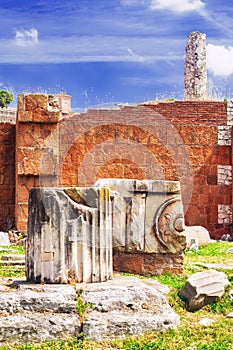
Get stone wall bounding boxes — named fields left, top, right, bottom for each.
left=12, top=95, right=233, bottom=240
left=0, top=123, right=15, bottom=230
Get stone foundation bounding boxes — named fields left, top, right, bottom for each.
left=113, top=251, right=184, bottom=275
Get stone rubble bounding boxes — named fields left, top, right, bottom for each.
left=193, top=262, right=233, bottom=270
left=0, top=232, right=10, bottom=246
left=198, top=318, right=215, bottom=326
left=184, top=226, right=210, bottom=249
left=1, top=254, right=25, bottom=265
left=179, top=269, right=230, bottom=311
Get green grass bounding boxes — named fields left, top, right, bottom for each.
left=0, top=245, right=25, bottom=278
left=0, top=242, right=233, bottom=349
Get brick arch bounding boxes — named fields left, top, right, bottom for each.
left=61, top=123, right=178, bottom=187
left=96, top=158, right=146, bottom=180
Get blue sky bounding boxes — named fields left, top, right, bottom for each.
left=1, top=0, right=233, bottom=110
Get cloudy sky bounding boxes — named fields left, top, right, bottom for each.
left=0, top=0, right=233, bottom=110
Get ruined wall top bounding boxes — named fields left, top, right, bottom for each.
left=184, top=31, right=207, bottom=101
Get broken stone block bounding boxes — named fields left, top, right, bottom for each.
left=184, top=226, right=210, bottom=249
left=27, top=179, right=187, bottom=282
left=27, top=187, right=113, bottom=283
left=0, top=232, right=10, bottom=246
left=96, top=179, right=186, bottom=255
left=179, top=269, right=230, bottom=311
left=198, top=318, right=215, bottom=326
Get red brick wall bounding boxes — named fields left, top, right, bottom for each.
left=0, top=123, right=15, bottom=230
left=16, top=96, right=231, bottom=239
left=59, top=101, right=229, bottom=239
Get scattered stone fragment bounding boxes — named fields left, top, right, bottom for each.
left=179, top=269, right=230, bottom=311
left=0, top=232, right=10, bottom=246
left=227, top=247, right=233, bottom=253
left=8, top=230, right=25, bottom=244
left=1, top=254, right=25, bottom=261
left=0, top=254, right=25, bottom=265
left=198, top=318, right=215, bottom=326
left=184, top=226, right=210, bottom=249
left=226, top=312, right=233, bottom=318
left=193, top=262, right=233, bottom=270
left=220, top=234, right=233, bottom=242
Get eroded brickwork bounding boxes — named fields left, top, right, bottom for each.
left=16, top=94, right=61, bottom=230
left=13, top=95, right=232, bottom=240
left=0, top=124, right=15, bottom=230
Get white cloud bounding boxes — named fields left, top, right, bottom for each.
left=0, top=35, right=182, bottom=64
left=149, top=0, right=205, bottom=13
left=15, top=28, right=39, bottom=47
left=207, top=44, right=233, bottom=77
left=121, top=0, right=149, bottom=5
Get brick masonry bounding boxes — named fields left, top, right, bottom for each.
left=0, top=95, right=227, bottom=240
left=13, top=95, right=232, bottom=240
left=0, top=123, right=15, bottom=230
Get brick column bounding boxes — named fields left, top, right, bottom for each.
left=15, top=94, right=61, bottom=231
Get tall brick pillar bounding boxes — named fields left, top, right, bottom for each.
left=184, top=31, right=207, bottom=101
left=15, top=94, right=61, bottom=231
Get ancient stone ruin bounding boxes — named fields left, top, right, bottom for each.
left=27, top=179, right=186, bottom=283
left=0, top=29, right=232, bottom=345
left=184, top=31, right=207, bottom=100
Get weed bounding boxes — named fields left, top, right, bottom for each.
left=76, top=288, right=90, bottom=320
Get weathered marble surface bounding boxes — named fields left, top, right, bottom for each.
left=184, top=31, right=207, bottom=100
left=179, top=269, right=230, bottom=311
left=27, top=179, right=186, bottom=282
left=0, top=276, right=179, bottom=344
left=27, top=186, right=112, bottom=283
left=96, top=179, right=186, bottom=254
